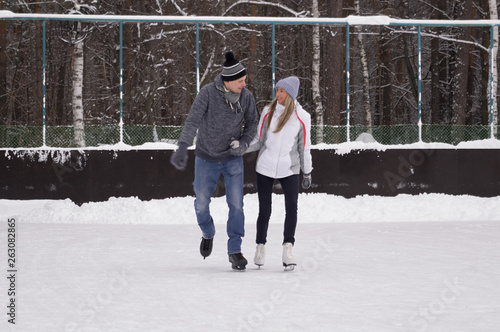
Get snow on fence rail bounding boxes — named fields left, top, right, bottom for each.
left=1, top=11, right=500, bottom=148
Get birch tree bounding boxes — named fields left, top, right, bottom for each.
left=488, top=0, right=498, bottom=136
left=311, top=0, right=323, bottom=143
left=72, top=24, right=85, bottom=147
left=60, top=1, right=96, bottom=147
left=354, top=0, right=371, bottom=131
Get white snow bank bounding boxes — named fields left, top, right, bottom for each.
left=2, top=193, right=500, bottom=225
left=3, top=138, right=500, bottom=158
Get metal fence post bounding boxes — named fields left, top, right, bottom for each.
left=272, top=22, right=276, bottom=99
left=346, top=23, right=350, bottom=142
left=42, top=20, right=47, bottom=147
left=490, top=25, right=495, bottom=139
left=418, top=25, right=422, bottom=142
left=119, top=21, right=124, bottom=144
left=196, top=22, right=200, bottom=94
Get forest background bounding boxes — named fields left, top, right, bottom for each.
left=1, top=0, right=499, bottom=147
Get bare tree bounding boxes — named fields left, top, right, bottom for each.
left=59, top=1, right=96, bottom=147
left=71, top=21, right=85, bottom=147
left=2, top=0, right=499, bottom=148
left=0, top=16, right=6, bottom=117
left=489, top=0, right=499, bottom=135
left=311, top=0, right=323, bottom=143
left=354, top=0, right=371, bottom=131
left=324, top=0, right=346, bottom=134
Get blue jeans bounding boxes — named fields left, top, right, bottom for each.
left=194, top=157, right=245, bottom=254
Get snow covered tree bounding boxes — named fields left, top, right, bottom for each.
left=311, top=0, right=323, bottom=143
left=71, top=21, right=85, bottom=147
left=59, top=1, right=96, bottom=147
left=489, top=0, right=499, bottom=136
left=354, top=0, right=371, bottom=131
left=2, top=0, right=500, bottom=147
left=0, top=14, right=5, bottom=117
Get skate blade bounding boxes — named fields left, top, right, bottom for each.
left=283, top=263, right=296, bottom=271
left=232, top=265, right=247, bottom=271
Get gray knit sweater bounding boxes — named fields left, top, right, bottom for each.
left=178, top=74, right=258, bottom=162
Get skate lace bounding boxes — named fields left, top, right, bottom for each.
left=201, top=238, right=212, bottom=251
left=257, top=246, right=265, bottom=259
left=284, top=244, right=293, bottom=259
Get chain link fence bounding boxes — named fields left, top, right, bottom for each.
left=1, top=124, right=498, bottom=148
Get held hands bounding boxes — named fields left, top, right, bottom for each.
left=302, top=173, right=312, bottom=190
left=230, top=139, right=248, bottom=156
left=170, top=142, right=189, bottom=170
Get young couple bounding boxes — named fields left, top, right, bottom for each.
left=170, top=52, right=313, bottom=271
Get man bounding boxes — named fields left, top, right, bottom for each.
left=170, top=52, right=257, bottom=271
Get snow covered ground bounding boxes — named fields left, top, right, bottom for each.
left=1, top=139, right=500, bottom=331
left=1, top=192, right=500, bottom=332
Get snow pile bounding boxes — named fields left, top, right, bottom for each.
left=3, top=193, right=500, bottom=225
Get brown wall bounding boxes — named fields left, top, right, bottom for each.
left=1, top=149, right=500, bottom=205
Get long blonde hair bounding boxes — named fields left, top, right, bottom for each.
left=266, top=94, right=295, bottom=133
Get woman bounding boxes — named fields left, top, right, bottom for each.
left=245, top=76, right=313, bottom=269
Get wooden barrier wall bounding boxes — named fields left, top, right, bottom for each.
left=1, top=149, right=500, bottom=204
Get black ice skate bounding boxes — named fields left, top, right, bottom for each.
left=228, top=253, right=248, bottom=271
left=200, top=237, right=213, bottom=259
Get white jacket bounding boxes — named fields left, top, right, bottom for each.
left=248, top=101, right=313, bottom=179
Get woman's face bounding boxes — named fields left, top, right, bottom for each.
left=276, top=87, right=288, bottom=105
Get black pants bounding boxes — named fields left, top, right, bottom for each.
left=255, top=172, right=299, bottom=245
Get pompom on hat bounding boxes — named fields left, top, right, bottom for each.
left=276, top=76, right=300, bottom=100
left=221, top=52, right=247, bottom=82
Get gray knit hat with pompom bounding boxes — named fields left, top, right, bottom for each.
left=221, top=52, right=247, bottom=82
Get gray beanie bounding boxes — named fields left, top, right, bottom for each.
left=221, top=52, right=247, bottom=82
left=276, top=76, right=300, bottom=100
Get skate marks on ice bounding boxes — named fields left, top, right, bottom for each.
left=236, top=221, right=500, bottom=332
left=1, top=221, right=499, bottom=331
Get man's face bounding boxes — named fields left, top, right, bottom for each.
left=224, top=76, right=247, bottom=94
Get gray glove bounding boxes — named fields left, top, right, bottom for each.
left=230, top=140, right=248, bottom=156
left=302, top=173, right=312, bottom=190
left=170, top=142, right=189, bottom=170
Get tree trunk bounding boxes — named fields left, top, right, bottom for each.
left=489, top=0, right=499, bottom=135
left=324, top=0, right=345, bottom=138
left=248, top=1, right=258, bottom=87
left=429, top=0, right=449, bottom=125
left=312, top=0, right=323, bottom=143
left=354, top=0, right=371, bottom=130
left=72, top=32, right=86, bottom=147
left=0, top=18, right=6, bottom=117
left=430, top=28, right=443, bottom=124
left=451, top=0, right=473, bottom=127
